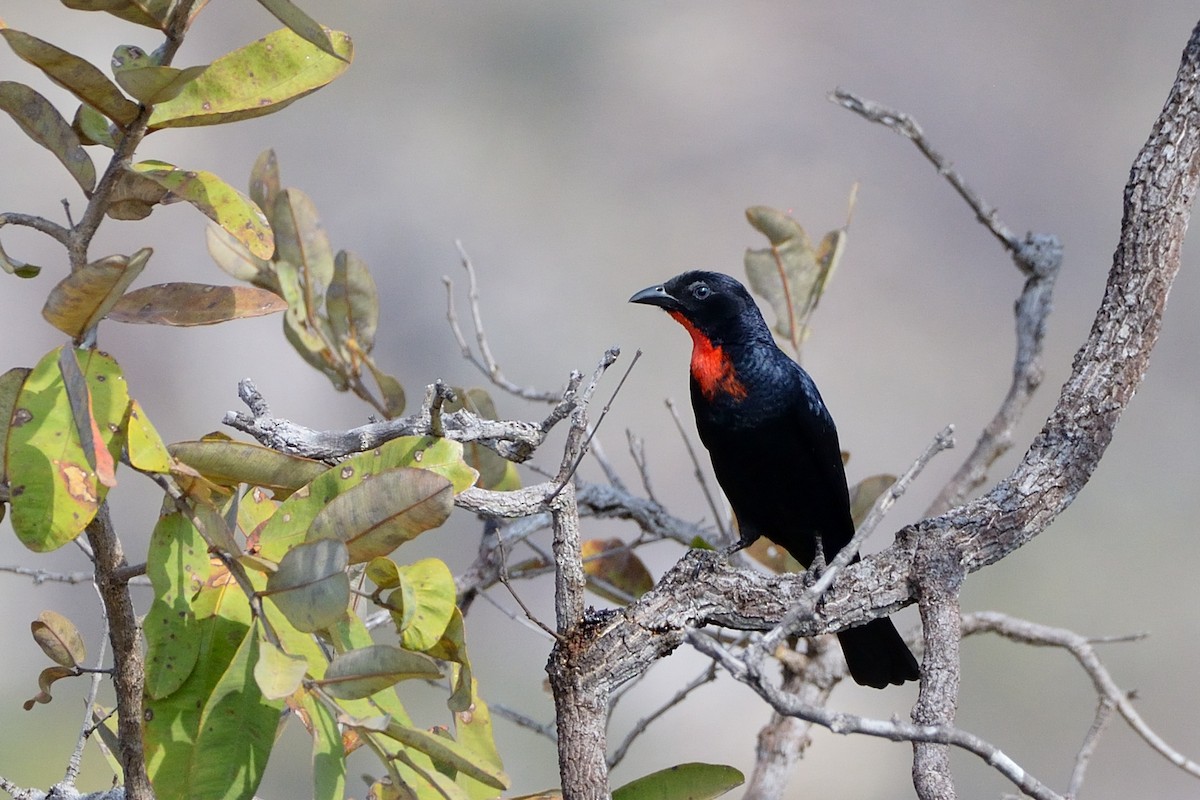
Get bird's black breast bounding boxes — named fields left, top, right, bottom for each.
left=692, top=354, right=855, bottom=567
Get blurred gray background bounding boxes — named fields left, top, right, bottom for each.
left=2, top=3, right=1199, bottom=798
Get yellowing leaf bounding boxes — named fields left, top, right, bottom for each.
left=106, top=282, right=287, bottom=326
left=148, top=27, right=353, bottom=130
left=131, top=160, right=274, bottom=258
left=0, top=80, right=95, bottom=193
left=390, top=558, right=456, bottom=652
left=581, top=538, right=654, bottom=604
left=125, top=400, right=172, bottom=474
left=743, top=204, right=848, bottom=355
left=168, top=438, right=326, bottom=497
left=42, top=248, right=151, bottom=338
left=31, top=610, right=86, bottom=668
left=253, top=637, right=309, bottom=700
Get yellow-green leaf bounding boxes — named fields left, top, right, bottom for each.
left=111, top=45, right=206, bottom=104
left=255, top=0, right=348, bottom=62
left=148, top=27, right=353, bottom=130
left=144, top=511, right=209, bottom=699
left=327, top=249, right=379, bottom=353
left=72, top=103, right=117, bottom=147
left=0, top=81, right=95, bottom=193
left=106, top=282, right=287, bottom=326
left=126, top=399, right=172, bottom=473
left=389, top=558, right=456, bottom=652
left=0, top=367, right=32, bottom=485
left=6, top=348, right=127, bottom=551
left=0, top=29, right=138, bottom=125
left=253, top=636, right=309, bottom=700
left=258, top=436, right=476, bottom=561
left=42, top=248, right=151, bottom=338
left=131, top=160, right=274, bottom=259
left=299, top=690, right=346, bottom=800
left=381, top=721, right=510, bottom=791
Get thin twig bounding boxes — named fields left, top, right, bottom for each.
left=665, top=397, right=729, bottom=543
left=608, top=662, right=718, bottom=769
left=490, top=703, right=557, bottom=742
left=962, top=611, right=1200, bottom=781
left=1067, top=697, right=1117, bottom=798
left=447, top=242, right=562, bottom=402
left=690, top=630, right=1063, bottom=800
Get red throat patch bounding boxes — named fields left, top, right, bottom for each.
left=668, top=311, right=748, bottom=401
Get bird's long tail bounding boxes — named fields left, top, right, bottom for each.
left=836, top=617, right=920, bottom=689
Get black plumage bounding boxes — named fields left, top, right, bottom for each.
left=630, top=270, right=918, bottom=688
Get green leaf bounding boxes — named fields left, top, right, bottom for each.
left=253, top=635, right=309, bottom=700
left=131, top=160, right=274, bottom=259
left=299, top=691, right=346, bottom=800
left=188, top=627, right=283, bottom=800
left=148, top=27, right=353, bottom=130
left=106, top=282, right=287, bottom=326
left=72, top=103, right=117, bottom=148
left=0, top=29, right=138, bottom=125
left=0, top=367, right=32, bottom=485
left=317, top=644, right=441, bottom=700
left=41, top=248, right=151, bottom=338
left=327, top=249, right=379, bottom=354
left=6, top=348, right=128, bottom=551
left=31, top=610, right=87, bottom=668
left=0, top=80, right=95, bottom=193
left=613, top=763, right=744, bottom=800
left=368, top=362, right=406, bottom=418
left=307, top=467, right=454, bottom=563
left=255, top=0, right=349, bottom=62
left=366, top=557, right=401, bottom=590
left=380, top=720, right=510, bottom=791
left=425, top=610, right=473, bottom=713
left=111, top=44, right=207, bottom=104
left=144, top=580, right=254, bottom=798
left=144, top=511, right=209, bottom=699
left=262, top=537, right=349, bottom=633
left=168, top=438, right=327, bottom=498
left=389, top=558, right=456, bottom=652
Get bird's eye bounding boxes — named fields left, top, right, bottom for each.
left=692, top=284, right=711, bottom=300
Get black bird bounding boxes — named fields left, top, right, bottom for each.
left=630, top=270, right=919, bottom=688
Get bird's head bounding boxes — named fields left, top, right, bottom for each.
left=628, top=270, right=767, bottom=345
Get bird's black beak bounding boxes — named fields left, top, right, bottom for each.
left=628, top=283, right=677, bottom=309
